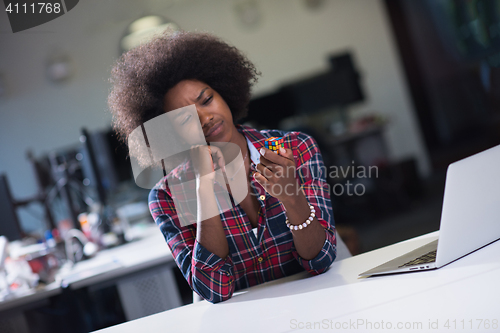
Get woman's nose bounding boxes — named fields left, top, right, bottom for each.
left=197, top=108, right=214, bottom=127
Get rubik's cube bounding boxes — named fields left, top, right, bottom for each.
left=264, top=137, right=284, bottom=154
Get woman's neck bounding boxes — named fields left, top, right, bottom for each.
left=223, top=125, right=250, bottom=174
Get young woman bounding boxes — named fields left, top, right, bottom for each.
left=108, top=31, right=336, bottom=303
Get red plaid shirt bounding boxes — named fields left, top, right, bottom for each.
left=149, top=125, right=336, bottom=303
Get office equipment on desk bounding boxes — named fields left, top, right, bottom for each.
left=63, top=228, right=98, bottom=264
left=0, top=236, right=10, bottom=301
left=2, top=152, right=86, bottom=241
left=80, top=128, right=110, bottom=206
left=59, top=225, right=182, bottom=321
left=26, top=151, right=57, bottom=231
left=23, top=147, right=88, bottom=237
left=45, top=145, right=92, bottom=231
left=1, top=224, right=182, bottom=332
left=0, top=240, right=51, bottom=333
left=79, top=127, right=133, bottom=206
left=0, top=237, right=7, bottom=270
left=360, top=143, right=500, bottom=277
left=9, top=242, right=60, bottom=286
left=115, top=202, right=153, bottom=241
left=79, top=127, right=145, bottom=244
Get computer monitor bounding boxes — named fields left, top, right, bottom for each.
left=281, top=52, right=364, bottom=114
left=243, top=89, right=296, bottom=129
left=0, top=174, right=24, bottom=241
left=80, top=128, right=133, bottom=205
left=243, top=52, right=364, bottom=127
left=103, top=129, right=133, bottom=185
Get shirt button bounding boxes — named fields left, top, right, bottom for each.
left=259, top=195, right=265, bottom=201
left=258, top=257, right=263, bottom=263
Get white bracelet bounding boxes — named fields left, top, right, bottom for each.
left=286, top=205, right=316, bottom=231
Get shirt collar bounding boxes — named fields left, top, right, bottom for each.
left=237, top=124, right=266, bottom=165
left=246, top=135, right=260, bottom=165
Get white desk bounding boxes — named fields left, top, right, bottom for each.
left=0, top=281, right=61, bottom=313
left=95, top=231, right=500, bottom=333
left=0, top=225, right=181, bottom=324
left=59, top=225, right=181, bottom=321
left=60, top=225, right=174, bottom=289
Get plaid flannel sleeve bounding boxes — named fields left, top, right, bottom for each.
left=291, top=133, right=337, bottom=274
left=149, top=185, right=235, bottom=304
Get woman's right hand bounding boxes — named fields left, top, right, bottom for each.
left=189, top=144, right=226, bottom=184
left=190, top=145, right=227, bottom=224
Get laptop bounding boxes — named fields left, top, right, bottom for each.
left=359, top=144, right=500, bottom=277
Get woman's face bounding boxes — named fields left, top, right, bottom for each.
left=163, top=79, right=236, bottom=144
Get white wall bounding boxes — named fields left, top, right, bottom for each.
left=0, top=0, right=429, bottom=231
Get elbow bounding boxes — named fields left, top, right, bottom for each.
left=191, top=276, right=235, bottom=304
left=205, top=293, right=233, bottom=304
left=306, top=255, right=334, bottom=276
left=307, top=265, right=331, bottom=276
left=307, top=246, right=336, bottom=276
left=321, top=248, right=336, bottom=268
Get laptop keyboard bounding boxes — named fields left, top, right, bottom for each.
left=398, top=250, right=437, bottom=268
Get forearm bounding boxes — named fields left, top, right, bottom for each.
left=151, top=185, right=234, bottom=304
left=195, top=179, right=229, bottom=259
left=281, top=186, right=326, bottom=260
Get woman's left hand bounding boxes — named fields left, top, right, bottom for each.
left=254, top=147, right=299, bottom=202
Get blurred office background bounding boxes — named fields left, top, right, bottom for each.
left=1, top=0, right=499, bottom=331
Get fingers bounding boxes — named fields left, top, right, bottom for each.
left=252, top=166, right=284, bottom=198
left=189, top=145, right=219, bottom=176
left=192, top=144, right=226, bottom=172
left=259, top=147, right=294, bottom=166
left=259, top=147, right=294, bottom=176
left=279, top=147, right=294, bottom=160
left=209, top=145, right=226, bottom=172
left=255, top=162, right=274, bottom=180
left=253, top=170, right=268, bottom=188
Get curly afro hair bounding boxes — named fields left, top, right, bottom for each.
left=108, top=30, right=261, bottom=146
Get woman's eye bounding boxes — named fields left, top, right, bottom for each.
left=181, top=115, right=191, bottom=125
left=203, top=95, right=213, bottom=105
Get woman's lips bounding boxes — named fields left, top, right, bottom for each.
left=205, top=121, right=223, bottom=138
